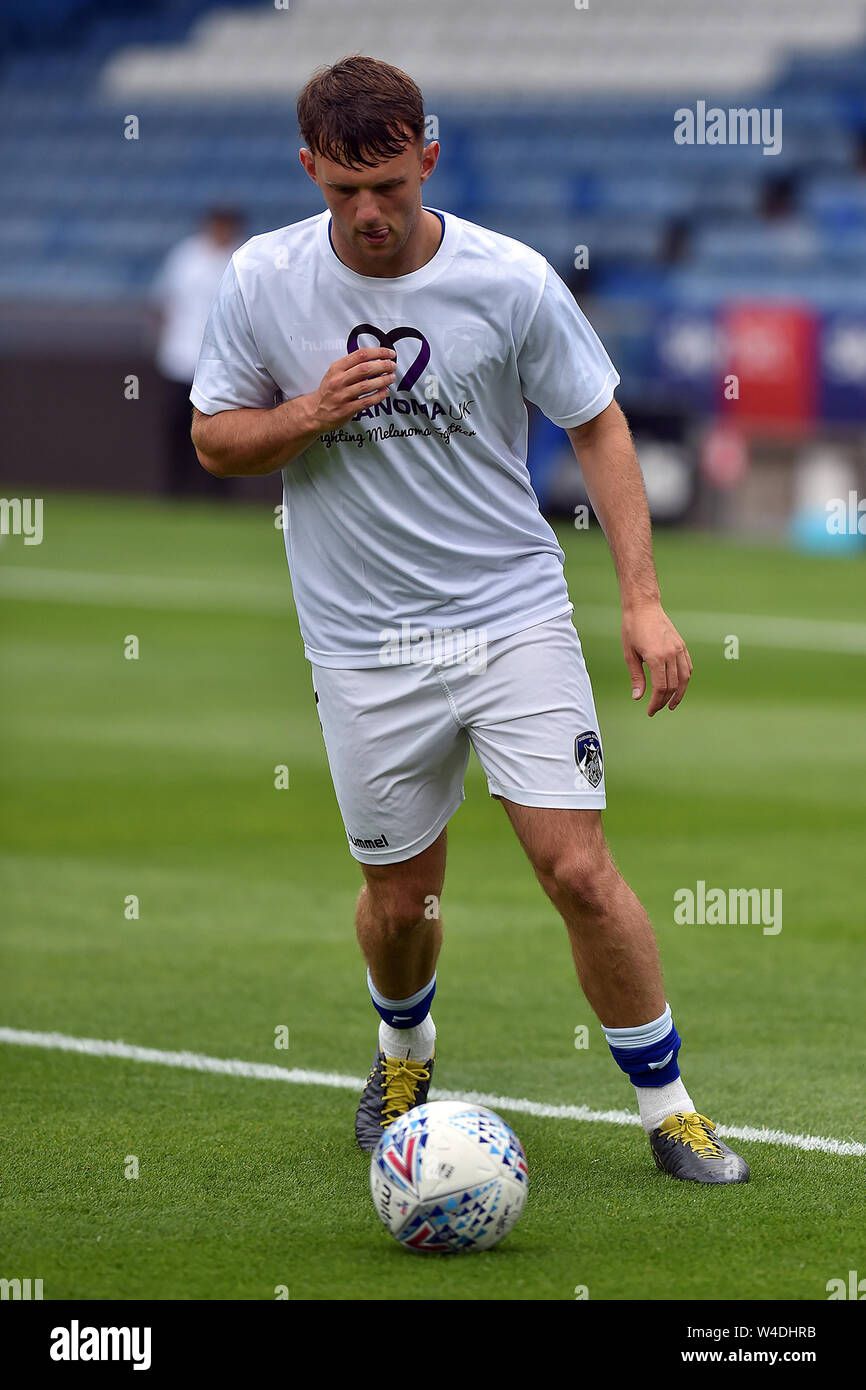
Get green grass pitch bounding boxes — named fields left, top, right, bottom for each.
left=1, top=493, right=864, bottom=1301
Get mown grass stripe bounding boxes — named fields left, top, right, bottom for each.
left=3, top=567, right=866, bottom=652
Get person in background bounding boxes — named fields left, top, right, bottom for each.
left=755, top=172, right=816, bottom=262
left=152, top=208, right=243, bottom=497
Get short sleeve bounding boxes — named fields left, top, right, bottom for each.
left=517, top=264, right=620, bottom=428
left=190, top=259, right=279, bottom=415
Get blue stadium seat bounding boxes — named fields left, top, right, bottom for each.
left=1, top=5, right=865, bottom=323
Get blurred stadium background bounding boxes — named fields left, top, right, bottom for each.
left=2, top=0, right=866, bottom=545
left=3, top=4, right=866, bottom=1304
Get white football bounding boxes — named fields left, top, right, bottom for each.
left=370, top=1100, right=529, bottom=1252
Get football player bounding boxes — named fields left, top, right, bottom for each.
left=191, top=56, right=748, bottom=1185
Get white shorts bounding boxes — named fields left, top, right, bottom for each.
left=311, top=612, right=606, bottom=865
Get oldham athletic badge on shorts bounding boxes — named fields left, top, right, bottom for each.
left=575, top=730, right=603, bottom=788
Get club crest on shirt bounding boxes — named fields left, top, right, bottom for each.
left=574, top=731, right=603, bottom=788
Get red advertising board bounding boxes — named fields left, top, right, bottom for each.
left=723, top=303, right=818, bottom=436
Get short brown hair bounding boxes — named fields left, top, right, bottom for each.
left=297, top=55, right=425, bottom=170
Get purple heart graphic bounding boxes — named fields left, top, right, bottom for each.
left=347, top=322, right=431, bottom=392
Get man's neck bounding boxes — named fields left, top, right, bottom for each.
left=330, top=208, right=442, bottom=278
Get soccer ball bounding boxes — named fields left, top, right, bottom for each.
left=370, top=1100, right=529, bottom=1252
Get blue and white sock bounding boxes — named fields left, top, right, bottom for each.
left=602, top=1003, right=695, bottom=1134
left=367, top=969, right=436, bottom=1062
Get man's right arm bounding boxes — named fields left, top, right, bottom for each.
left=192, top=345, right=397, bottom=478
left=192, top=395, right=325, bottom=478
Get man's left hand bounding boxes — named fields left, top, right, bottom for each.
left=622, top=603, right=693, bottom=715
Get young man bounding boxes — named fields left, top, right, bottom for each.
left=191, top=56, right=748, bottom=1184
left=152, top=207, right=243, bottom=497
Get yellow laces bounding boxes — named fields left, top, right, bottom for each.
left=380, top=1056, right=431, bottom=1127
left=659, top=1112, right=723, bottom=1158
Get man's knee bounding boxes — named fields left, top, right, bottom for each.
left=537, top=843, right=618, bottom=918
left=360, top=868, right=442, bottom=935
left=359, top=830, right=445, bottom=932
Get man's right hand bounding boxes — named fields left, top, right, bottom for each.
left=192, top=346, right=398, bottom=479
left=307, top=346, right=398, bottom=431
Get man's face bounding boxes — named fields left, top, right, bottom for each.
left=300, top=131, right=439, bottom=267
left=207, top=215, right=241, bottom=248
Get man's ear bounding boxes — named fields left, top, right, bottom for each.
left=419, top=141, right=440, bottom=186
left=299, top=148, right=318, bottom=184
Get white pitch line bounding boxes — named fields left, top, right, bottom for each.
left=2, top=1027, right=864, bottom=1158
left=2, top=566, right=865, bottom=654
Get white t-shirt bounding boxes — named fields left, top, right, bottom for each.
left=191, top=208, right=619, bottom=666
left=153, top=233, right=236, bottom=383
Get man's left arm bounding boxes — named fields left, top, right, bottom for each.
left=566, top=399, right=693, bottom=716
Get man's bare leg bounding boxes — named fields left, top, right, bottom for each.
left=498, top=800, right=749, bottom=1182
left=499, top=804, right=663, bottom=1027
left=353, top=829, right=446, bottom=1151
left=355, top=828, right=446, bottom=999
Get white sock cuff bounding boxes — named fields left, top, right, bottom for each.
left=366, top=968, right=436, bottom=1011
left=601, top=1003, right=673, bottom=1049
